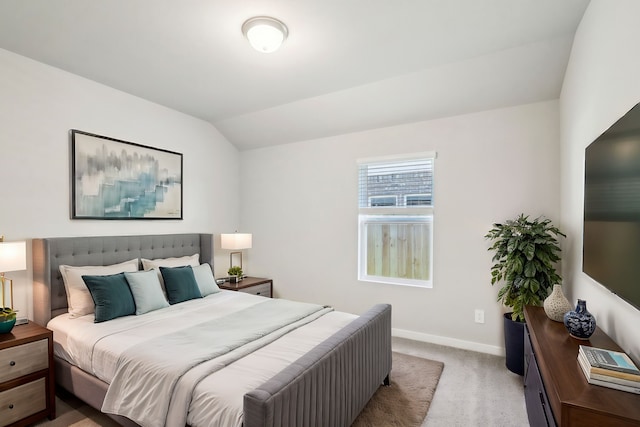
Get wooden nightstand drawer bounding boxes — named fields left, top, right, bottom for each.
left=241, top=282, right=272, bottom=297
left=0, top=377, right=46, bottom=427
left=0, top=322, right=55, bottom=425
left=220, top=277, right=273, bottom=298
left=0, top=339, right=48, bottom=383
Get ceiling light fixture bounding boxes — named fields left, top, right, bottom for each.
left=242, top=16, right=288, bottom=53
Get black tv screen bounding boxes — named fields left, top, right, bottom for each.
left=583, top=102, right=640, bottom=310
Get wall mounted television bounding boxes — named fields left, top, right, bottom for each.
left=583, top=102, right=640, bottom=310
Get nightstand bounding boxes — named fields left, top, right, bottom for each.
left=0, top=322, right=55, bottom=427
left=219, top=277, right=273, bottom=298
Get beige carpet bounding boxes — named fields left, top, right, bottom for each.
left=35, top=352, right=443, bottom=427
left=352, top=352, right=444, bottom=427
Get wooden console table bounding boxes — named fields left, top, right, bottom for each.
left=524, top=305, right=640, bottom=427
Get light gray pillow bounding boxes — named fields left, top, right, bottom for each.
left=192, top=263, right=221, bottom=296
left=124, top=270, right=169, bottom=315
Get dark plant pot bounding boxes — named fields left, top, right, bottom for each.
left=504, top=312, right=525, bottom=376
left=229, top=276, right=239, bottom=284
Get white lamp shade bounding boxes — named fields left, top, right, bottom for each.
left=0, top=241, right=26, bottom=272
left=242, top=17, right=288, bottom=53
left=221, top=233, right=252, bottom=250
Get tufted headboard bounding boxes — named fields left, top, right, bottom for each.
left=32, top=233, right=213, bottom=326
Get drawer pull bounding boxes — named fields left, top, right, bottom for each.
left=9, top=404, right=14, bottom=409
left=9, top=360, right=16, bottom=366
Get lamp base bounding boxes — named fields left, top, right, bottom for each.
left=0, top=275, right=14, bottom=309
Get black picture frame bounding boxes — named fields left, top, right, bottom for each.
left=71, top=130, right=183, bottom=220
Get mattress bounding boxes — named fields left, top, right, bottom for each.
left=47, top=290, right=357, bottom=427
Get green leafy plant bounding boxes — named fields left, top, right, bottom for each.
left=0, top=307, right=17, bottom=322
left=485, top=214, right=565, bottom=322
left=228, top=266, right=243, bottom=277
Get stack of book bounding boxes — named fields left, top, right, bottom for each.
left=577, top=345, right=640, bottom=394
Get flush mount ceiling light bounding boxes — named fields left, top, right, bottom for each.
left=242, top=16, right=288, bottom=53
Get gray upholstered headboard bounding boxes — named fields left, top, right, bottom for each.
left=32, top=233, right=213, bottom=326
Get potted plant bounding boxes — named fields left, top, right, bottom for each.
left=0, top=307, right=18, bottom=334
left=485, top=214, right=565, bottom=375
left=228, top=266, right=243, bottom=283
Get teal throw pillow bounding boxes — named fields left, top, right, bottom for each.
left=82, top=273, right=136, bottom=323
left=160, top=266, right=203, bottom=304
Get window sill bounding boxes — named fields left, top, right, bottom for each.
left=358, top=276, right=432, bottom=288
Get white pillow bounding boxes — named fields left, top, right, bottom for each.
left=141, top=254, right=200, bottom=285
left=124, top=270, right=169, bottom=315
left=141, top=253, right=199, bottom=270
left=192, top=264, right=221, bottom=296
left=59, top=259, right=139, bottom=318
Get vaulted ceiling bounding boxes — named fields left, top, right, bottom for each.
left=0, top=0, right=590, bottom=150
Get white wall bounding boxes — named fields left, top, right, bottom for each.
left=0, top=48, right=240, bottom=320
left=560, top=0, right=640, bottom=361
left=241, top=101, right=560, bottom=353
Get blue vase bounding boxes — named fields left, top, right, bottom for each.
left=563, top=299, right=596, bottom=340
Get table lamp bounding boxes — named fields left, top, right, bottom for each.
left=0, top=237, right=27, bottom=309
left=220, top=232, right=252, bottom=275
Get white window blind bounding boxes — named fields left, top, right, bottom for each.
left=358, top=158, right=433, bottom=208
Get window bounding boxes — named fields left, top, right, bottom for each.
left=358, top=154, right=434, bottom=287
left=406, top=194, right=432, bottom=206
left=369, top=195, right=398, bottom=207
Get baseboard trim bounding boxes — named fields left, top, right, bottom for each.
left=392, top=328, right=505, bottom=356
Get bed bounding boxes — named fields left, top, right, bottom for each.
left=32, top=233, right=392, bottom=427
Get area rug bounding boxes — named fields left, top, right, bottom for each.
left=352, top=352, right=445, bottom=427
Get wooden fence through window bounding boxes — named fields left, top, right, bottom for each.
left=366, top=222, right=430, bottom=280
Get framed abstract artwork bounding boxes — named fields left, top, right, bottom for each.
left=71, top=130, right=183, bottom=219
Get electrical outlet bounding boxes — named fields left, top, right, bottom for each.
left=474, top=309, right=485, bottom=324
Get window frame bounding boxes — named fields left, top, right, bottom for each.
left=357, top=152, right=435, bottom=288
left=358, top=214, right=433, bottom=287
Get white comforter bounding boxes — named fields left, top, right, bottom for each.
left=48, top=291, right=357, bottom=427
